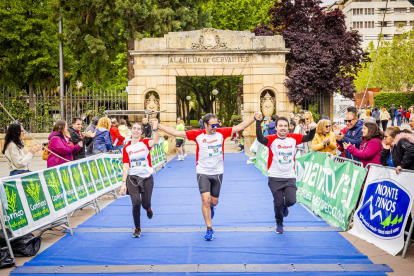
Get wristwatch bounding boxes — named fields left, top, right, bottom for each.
left=153, top=129, right=158, bottom=132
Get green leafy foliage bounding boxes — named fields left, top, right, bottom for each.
left=374, top=92, right=414, bottom=109
left=355, top=27, right=414, bottom=93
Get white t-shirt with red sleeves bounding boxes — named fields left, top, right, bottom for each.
left=266, top=134, right=303, bottom=178
left=186, top=127, right=233, bottom=175
left=123, top=139, right=153, bottom=178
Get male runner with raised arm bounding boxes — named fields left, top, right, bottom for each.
left=255, top=113, right=316, bottom=234
left=158, top=113, right=257, bottom=240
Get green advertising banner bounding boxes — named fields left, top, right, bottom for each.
left=80, top=162, right=96, bottom=195
left=104, top=158, right=118, bottom=185
left=3, top=181, right=28, bottom=231
left=70, top=164, right=88, bottom=199
left=96, top=158, right=111, bottom=188
left=111, top=158, right=123, bottom=182
left=43, top=169, right=66, bottom=211
left=254, top=145, right=268, bottom=177
left=21, top=174, right=51, bottom=221
left=59, top=166, right=78, bottom=204
left=295, top=152, right=367, bottom=230
left=88, top=160, right=104, bottom=191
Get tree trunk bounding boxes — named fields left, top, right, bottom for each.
left=127, top=39, right=135, bottom=81
left=28, top=80, right=35, bottom=131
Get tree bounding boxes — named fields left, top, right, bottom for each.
left=115, top=0, right=211, bottom=81
left=204, top=0, right=274, bottom=31
left=355, top=26, right=414, bottom=93
left=268, top=0, right=368, bottom=104
left=0, top=0, right=59, bottom=92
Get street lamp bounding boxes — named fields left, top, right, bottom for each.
left=212, top=89, right=218, bottom=114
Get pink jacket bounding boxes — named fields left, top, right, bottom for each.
left=47, top=132, right=81, bottom=168
left=347, top=137, right=383, bottom=167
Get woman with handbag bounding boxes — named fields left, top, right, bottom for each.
left=3, top=123, right=42, bottom=176
left=47, top=120, right=82, bottom=168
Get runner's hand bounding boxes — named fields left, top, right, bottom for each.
left=151, top=118, right=159, bottom=129
left=308, top=122, right=317, bottom=130
left=120, top=184, right=127, bottom=195
left=254, top=112, right=263, bottom=121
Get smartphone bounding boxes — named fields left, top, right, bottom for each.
left=301, top=118, right=305, bottom=124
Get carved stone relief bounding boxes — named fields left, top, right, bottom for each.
left=261, top=91, right=275, bottom=118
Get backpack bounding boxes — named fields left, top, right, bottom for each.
left=42, top=142, right=49, bottom=161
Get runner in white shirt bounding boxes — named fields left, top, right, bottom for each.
left=120, top=119, right=159, bottom=238
left=255, top=113, right=316, bottom=234
left=158, top=113, right=257, bottom=241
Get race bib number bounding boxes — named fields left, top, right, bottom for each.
left=131, top=158, right=147, bottom=168
left=278, top=152, right=293, bottom=163
left=208, top=145, right=222, bottom=157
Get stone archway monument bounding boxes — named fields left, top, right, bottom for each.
left=128, top=28, right=292, bottom=153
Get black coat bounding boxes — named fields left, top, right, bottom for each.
left=380, top=136, right=414, bottom=170
left=68, top=127, right=86, bottom=160
left=389, top=107, right=397, bottom=118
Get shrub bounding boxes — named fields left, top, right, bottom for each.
left=374, top=92, right=414, bottom=109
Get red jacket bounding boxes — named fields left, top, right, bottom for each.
left=110, top=126, right=125, bottom=146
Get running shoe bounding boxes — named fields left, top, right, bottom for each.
left=147, top=209, right=153, bottom=219
left=211, top=206, right=215, bottom=219
left=283, top=206, right=289, bottom=217
left=183, top=154, right=187, bottom=157
left=275, top=223, right=284, bottom=234
left=204, top=229, right=214, bottom=241
left=133, top=228, right=141, bottom=238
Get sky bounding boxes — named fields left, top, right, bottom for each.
left=321, top=0, right=338, bottom=6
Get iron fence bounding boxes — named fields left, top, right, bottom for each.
left=1, top=87, right=128, bottom=133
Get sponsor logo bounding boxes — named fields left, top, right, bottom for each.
left=129, top=148, right=145, bottom=155
left=357, top=180, right=409, bottom=238
left=277, top=144, right=293, bottom=149
left=207, top=139, right=218, bottom=144
left=202, top=139, right=207, bottom=143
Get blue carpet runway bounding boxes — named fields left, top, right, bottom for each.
left=11, top=153, right=391, bottom=275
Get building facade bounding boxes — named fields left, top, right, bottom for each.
left=329, top=0, right=414, bottom=49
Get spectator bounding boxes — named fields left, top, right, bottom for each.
left=389, top=104, right=397, bottom=126
left=379, top=108, right=390, bottom=132
left=359, top=109, right=367, bottom=120
left=118, top=119, right=131, bottom=138
left=47, top=120, right=82, bottom=168
left=175, top=117, right=186, bottom=161
left=311, top=119, right=337, bottom=155
left=218, top=120, right=223, bottom=128
left=365, top=106, right=371, bottom=116
left=371, top=107, right=380, bottom=126
left=3, top=123, right=42, bottom=176
left=68, top=117, right=94, bottom=160
left=302, top=112, right=314, bottom=152
left=110, top=118, right=125, bottom=152
left=409, top=114, right=414, bottom=131
left=289, top=121, right=296, bottom=134
left=199, top=115, right=205, bottom=130
left=142, top=117, right=152, bottom=138
left=343, top=122, right=383, bottom=167
left=85, top=116, right=100, bottom=157
left=288, top=112, right=295, bottom=122
left=405, top=108, right=411, bottom=124
left=395, top=107, right=403, bottom=127
left=263, top=117, right=269, bottom=136
left=334, top=110, right=363, bottom=161
left=364, top=116, right=376, bottom=124
left=238, top=135, right=244, bottom=151
left=123, top=115, right=132, bottom=128
left=380, top=126, right=414, bottom=174
left=93, top=117, right=113, bottom=154
left=267, top=114, right=278, bottom=135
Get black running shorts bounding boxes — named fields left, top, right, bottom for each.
left=197, top=174, right=223, bottom=198
left=176, top=139, right=184, bottom=147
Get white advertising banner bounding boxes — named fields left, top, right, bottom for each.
left=349, top=165, right=414, bottom=255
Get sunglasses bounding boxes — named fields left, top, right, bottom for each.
left=344, top=119, right=354, bottom=123
left=209, top=123, right=219, bottom=128
left=325, top=125, right=331, bottom=128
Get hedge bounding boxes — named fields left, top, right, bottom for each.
left=374, top=92, right=414, bottom=109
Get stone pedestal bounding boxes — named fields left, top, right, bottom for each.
left=128, top=29, right=291, bottom=155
